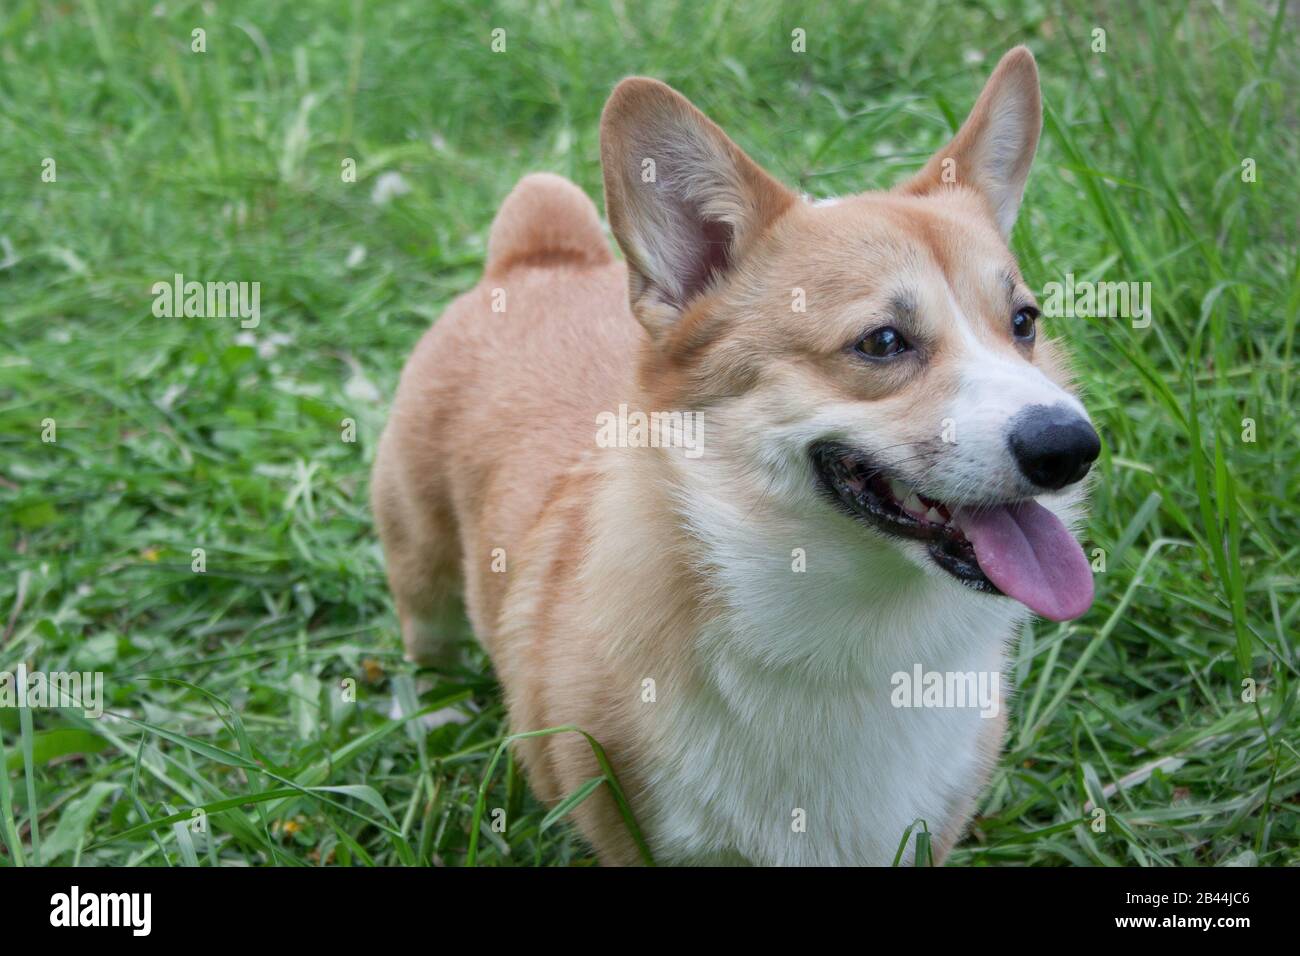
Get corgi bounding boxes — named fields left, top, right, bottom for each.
left=371, top=46, right=1099, bottom=866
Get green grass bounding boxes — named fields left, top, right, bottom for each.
left=1, top=0, right=1296, bottom=866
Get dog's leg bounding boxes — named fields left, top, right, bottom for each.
left=933, top=708, right=1009, bottom=864
left=371, top=428, right=463, bottom=668
left=372, top=437, right=473, bottom=731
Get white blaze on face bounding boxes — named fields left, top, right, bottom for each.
left=939, top=286, right=1088, bottom=501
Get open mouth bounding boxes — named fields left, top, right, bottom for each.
left=810, top=441, right=996, bottom=593
left=809, top=440, right=1095, bottom=620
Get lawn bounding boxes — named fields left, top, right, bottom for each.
left=0, top=0, right=1296, bottom=866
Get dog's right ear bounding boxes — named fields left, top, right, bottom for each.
left=600, top=78, right=795, bottom=340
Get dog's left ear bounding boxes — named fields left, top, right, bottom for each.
left=901, top=46, right=1042, bottom=238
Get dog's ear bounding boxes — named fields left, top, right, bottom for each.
left=601, top=78, right=795, bottom=339
left=901, top=46, right=1042, bottom=238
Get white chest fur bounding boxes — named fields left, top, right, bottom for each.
left=638, top=491, right=1026, bottom=865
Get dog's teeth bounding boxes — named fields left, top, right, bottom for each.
left=902, top=492, right=925, bottom=516
left=888, top=479, right=911, bottom=502
left=925, top=506, right=945, bottom=524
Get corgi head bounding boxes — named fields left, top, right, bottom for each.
left=600, top=47, right=1098, bottom=622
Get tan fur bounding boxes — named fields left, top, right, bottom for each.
left=373, top=48, right=1075, bottom=864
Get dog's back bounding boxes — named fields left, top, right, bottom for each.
left=371, top=173, right=635, bottom=659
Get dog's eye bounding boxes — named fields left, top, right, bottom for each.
left=1012, top=307, right=1038, bottom=342
left=856, top=326, right=910, bottom=358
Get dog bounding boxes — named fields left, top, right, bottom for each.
left=371, top=46, right=1099, bottom=865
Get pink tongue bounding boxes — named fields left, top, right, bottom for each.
left=954, top=501, right=1093, bottom=621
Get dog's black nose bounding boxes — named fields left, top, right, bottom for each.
left=1008, top=404, right=1100, bottom=490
